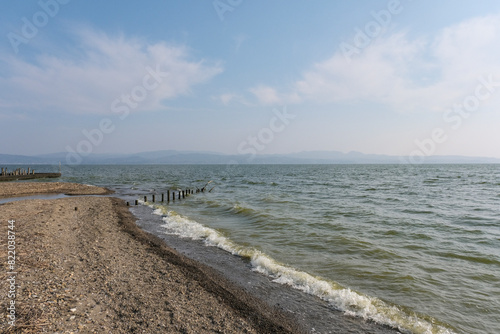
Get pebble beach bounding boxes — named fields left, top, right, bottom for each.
left=0, top=182, right=301, bottom=333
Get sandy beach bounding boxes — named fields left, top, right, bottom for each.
left=0, top=182, right=301, bottom=333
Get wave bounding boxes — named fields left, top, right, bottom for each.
left=434, top=251, right=500, bottom=266
left=140, top=200, right=457, bottom=334
left=242, top=180, right=267, bottom=185
left=402, top=209, right=435, bottom=215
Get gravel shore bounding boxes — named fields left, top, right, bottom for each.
left=0, top=182, right=302, bottom=333
left=0, top=182, right=113, bottom=198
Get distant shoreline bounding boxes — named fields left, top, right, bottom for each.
left=2, top=149, right=500, bottom=165
left=0, top=172, right=61, bottom=182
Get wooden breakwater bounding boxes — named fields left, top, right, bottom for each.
left=126, top=181, right=214, bottom=206
left=0, top=167, right=61, bottom=182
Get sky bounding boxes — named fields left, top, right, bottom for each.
left=1, top=0, right=500, bottom=160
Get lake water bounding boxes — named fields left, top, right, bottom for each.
left=50, top=164, right=500, bottom=334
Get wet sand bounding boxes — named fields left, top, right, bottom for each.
left=0, top=182, right=302, bottom=333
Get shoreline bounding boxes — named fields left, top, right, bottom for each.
left=0, top=182, right=302, bottom=333
left=0, top=173, right=62, bottom=183
left=0, top=182, right=114, bottom=198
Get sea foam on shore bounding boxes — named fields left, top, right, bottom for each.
left=145, top=201, right=455, bottom=334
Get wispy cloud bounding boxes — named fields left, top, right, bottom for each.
left=249, top=85, right=282, bottom=105
left=212, top=93, right=252, bottom=106
left=249, top=85, right=300, bottom=106
left=0, top=27, right=223, bottom=115
left=250, top=14, right=500, bottom=112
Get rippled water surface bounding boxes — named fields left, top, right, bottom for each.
left=55, top=164, right=500, bottom=334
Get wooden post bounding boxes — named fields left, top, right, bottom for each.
left=172, top=192, right=175, bottom=201
left=167, top=190, right=170, bottom=202
left=126, top=202, right=130, bottom=206
left=135, top=200, right=138, bottom=205
left=144, top=195, right=147, bottom=203
left=161, top=193, right=164, bottom=202
left=182, top=190, right=185, bottom=199
left=178, top=191, right=181, bottom=200
left=152, top=194, right=155, bottom=202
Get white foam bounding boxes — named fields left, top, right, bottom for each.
left=143, top=202, right=456, bottom=334
left=253, top=251, right=456, bottom=334
left=150, top=205, right=237, bottom=254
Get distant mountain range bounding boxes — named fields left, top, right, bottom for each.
left=1, top=150, right=500, bottom=165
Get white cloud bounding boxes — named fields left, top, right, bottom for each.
left=219, top=93, right=236, bottom=105
left=249, top=85, right=282, bottom=105
left=213, top=93, right=252, bottom=106
left=0, top=28, right=223, bottom=115
left=254, top=14, right=500, bottom=112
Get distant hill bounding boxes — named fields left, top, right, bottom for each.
left=1, top=150, right=499, bottom=165
left=0, top=154, right=47, bottom=164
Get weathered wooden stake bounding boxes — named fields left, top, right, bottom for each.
left=178, top=191, right=181, bottom=200
left=135, top=200, right=138, bottom=205
left=161, top=193, right=164, bottom=202
left=144, top=195, right=147, bottom=203
left=152, top=194, right=155, bottom=202
left=167, top=190, right=170, bottom=202
left=126, top=202, right=130, bottom=206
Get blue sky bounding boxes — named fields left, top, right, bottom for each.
left=1, top=0, right=500, bottom=160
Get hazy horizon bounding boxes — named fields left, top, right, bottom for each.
left=3, top=148, right=500, bottom=160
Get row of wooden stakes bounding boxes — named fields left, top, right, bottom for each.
left=1, top=167, right=35, bottom=176
left=126, top=182, right=213, bottom=207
